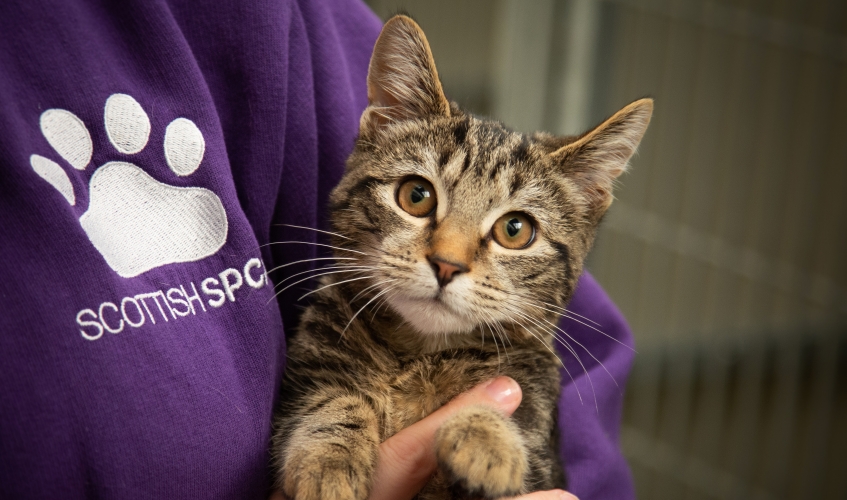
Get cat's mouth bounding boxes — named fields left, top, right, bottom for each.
left=386, top=290, right=479, bottom=335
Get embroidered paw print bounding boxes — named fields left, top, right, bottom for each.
left=30, top=93, right=228, bottom=278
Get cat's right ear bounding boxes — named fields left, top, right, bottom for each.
left=360, top=15, right=451, bottom=135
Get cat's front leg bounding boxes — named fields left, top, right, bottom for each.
left=434, top=405, right=528, bottom=499
left=276, top=393, right=380, bottom=500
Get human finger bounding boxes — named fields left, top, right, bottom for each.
left=507, top=489, right=579, bottom=500
left=368, top=376, right=522, bottom=500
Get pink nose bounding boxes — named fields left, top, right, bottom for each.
left=427, top=256, right=468, bottom=287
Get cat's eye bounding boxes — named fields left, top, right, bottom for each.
left=396, top=177, right=437, bottom=217
left=492, top=213, right=535, bottom=249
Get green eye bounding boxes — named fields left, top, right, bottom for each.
left=397, top=177, right=437, bottom=217
left=492, top=212, right=535, bottom=249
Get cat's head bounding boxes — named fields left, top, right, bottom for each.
left=329, top=15, right=652, bottom=337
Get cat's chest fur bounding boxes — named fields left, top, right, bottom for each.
left=384, top=352, right=503, bottom=435
left=335, top=325, right=561, bottom=440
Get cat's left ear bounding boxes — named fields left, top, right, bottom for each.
left=360, top=15, right=451, bottom=135
left=550, top=98, right=653, bottom=217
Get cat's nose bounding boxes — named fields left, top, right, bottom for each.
left=427, top=255, right=468, bottom=287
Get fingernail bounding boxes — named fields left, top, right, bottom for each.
left=485, top=376, right=520, bottom=405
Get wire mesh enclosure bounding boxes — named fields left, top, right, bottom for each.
left=365, top=0, right=847, bottom=497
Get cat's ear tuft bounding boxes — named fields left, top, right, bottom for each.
left=551, top=98, right=653, bottom=216
left=360, top=15, right=451, bottom=134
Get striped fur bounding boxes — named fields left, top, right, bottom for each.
left=273, top=15, right=652, bottom=500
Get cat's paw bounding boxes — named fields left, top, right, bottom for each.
left=434, top=406, right=528, bottom=499
left=282, top=454, right=370, bottom=500
left=278, top=396, right=379, bottom=500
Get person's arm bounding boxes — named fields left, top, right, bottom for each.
left=272, top=377, right=577, bottom=500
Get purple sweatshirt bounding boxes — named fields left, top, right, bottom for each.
left=0, top=0, right=635, bottom=498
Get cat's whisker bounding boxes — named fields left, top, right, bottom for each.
left=500, top=303, right=590, bottom=398
left=350, top=278, right=397, bottom=306
left=511, top=296, right=635, bottom=353
left=276, top=223, right=391, bottom=259
left=341, top=285, right=397, bottom=338
left=260, top=240, right=369, bottom=256
left=540, top=317, right=621, bottom=394
left=489, top=321, right=502, bottom=370
left=561, top=308, right=602, bottom=328
left=269, top=269, right=370, bottom=304
left=382, top=286, right=400, bottom=308
left=495, top=323, right=512, bottom=359
left=499, top=301, right=579, bottom=361
left=474, top=308, right=503, bottom=369
left=499, top=321, right=513, bottom=349
left=266, top=256, right=359, bottom=275
left=360, top=292, right=388, bottom=318
left=502, top=306, right=564, bottom=361
left=539, top=301, right=603, bottom=327
left=482, top=309, right=510, bottom=365
left=482, top=322, right=499, bottom=369
left=371, top=285, right=399, bottom=319
left=506, top=306, right=592, bottom=409
left=524, top=298, right=575, bottom=316
left=275, top=265, right=376, bottom=288
left=507, top=309, right=585, bottom=405
left=274, top=268, right=374, bottom=297
left=276, top=223, right=353, bottom=240
left=297, top=275, right=376, bottom=301
left=505, top=297, right=623, bottom=394
left=510, top=304, right=615, bottom=411
left=558, top=312, right=634, bottom=352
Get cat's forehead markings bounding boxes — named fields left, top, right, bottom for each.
left=452, top=118, right=469, bottom=144
left=486, top=159, right=505, bottom=182
left=511, top=136, right=531, bottom=164
left=439, top=149, right=468, bottom=185
left=437, top=149, right=452, bottom=170
left=509, top=170, right=526, bottom=196
left=456, top=148, right=473, bottom=181
left=407, top=147, right=439, bottom=177
left=473, top=119, right=511, bottom=144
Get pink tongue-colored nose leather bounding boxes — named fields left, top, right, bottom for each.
left=428, top=256, right=468, bottom=287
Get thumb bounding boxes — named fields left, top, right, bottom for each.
left=368, top=376, right=522, bottom=500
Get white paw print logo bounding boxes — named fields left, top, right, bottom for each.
left=30, top=93, right=228, bottom=278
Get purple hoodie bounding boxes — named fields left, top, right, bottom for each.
left=0, top=0, right=634, bottom=498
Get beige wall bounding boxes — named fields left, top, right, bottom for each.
left=365, top=0, right=847, bottom=348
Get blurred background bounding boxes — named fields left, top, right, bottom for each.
left=364, top=0, right=847, bottom=498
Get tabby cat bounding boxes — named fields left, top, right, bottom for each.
left=272, top=14, right=652, bottom=500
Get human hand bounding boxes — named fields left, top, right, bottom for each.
left=271, top=376, right=577, bottom=500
